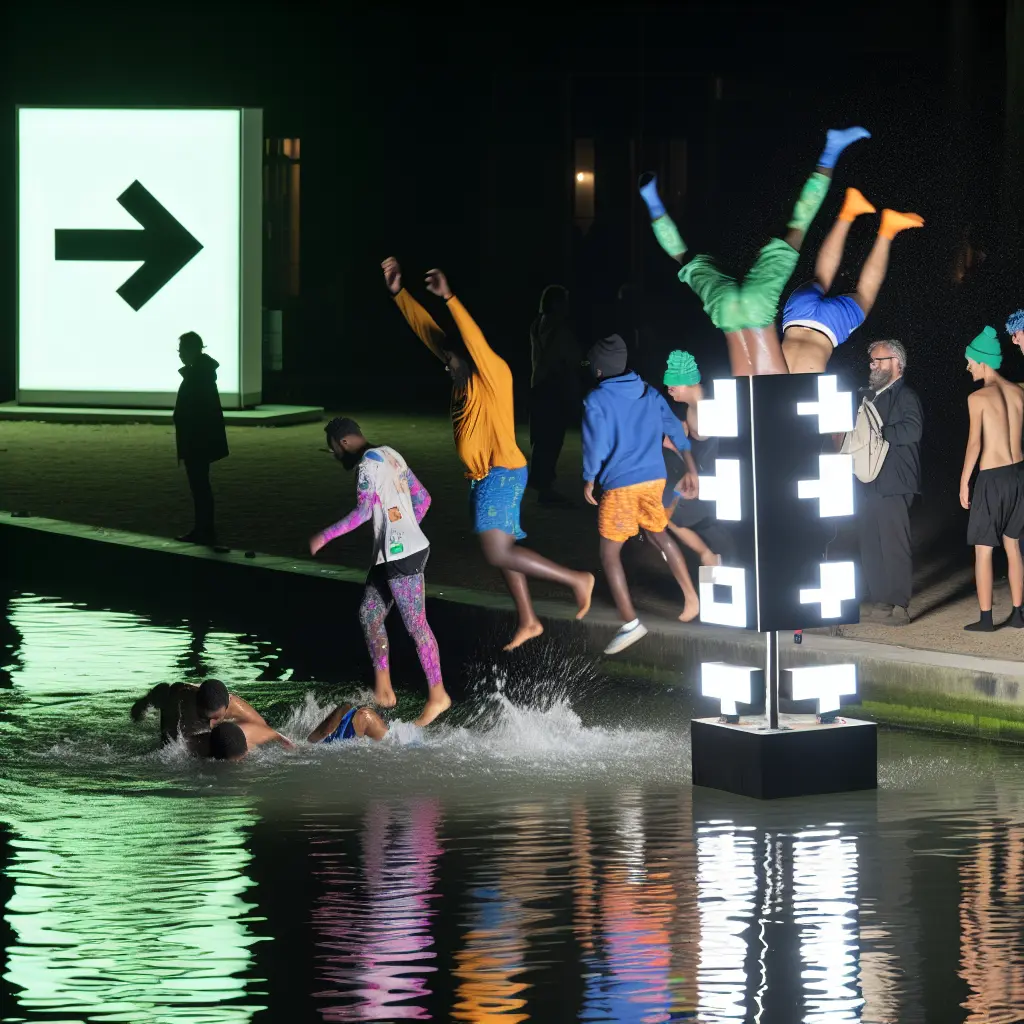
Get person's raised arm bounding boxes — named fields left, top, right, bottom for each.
left=960, top=393, right=983, bottom=510
left=425, top=269, right=505, bottom=386
left=882, top=387, right=923, bottom=447
left=383, top=257, right=448, bottom=363
left=310, top=461, right=377, bottom=555
left=406, top=467, right=431, bottom=524
left=130, top=683, right=172, bottom=722
left=227, top=693, right=268, bottom=727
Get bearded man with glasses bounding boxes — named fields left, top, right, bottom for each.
left=857, top=339, right=923, bottom=625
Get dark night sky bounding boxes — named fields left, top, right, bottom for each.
left=0, top=1, right=1015, bottom=507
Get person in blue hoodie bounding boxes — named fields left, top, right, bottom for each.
left=583, top=334, right=700, bottom=654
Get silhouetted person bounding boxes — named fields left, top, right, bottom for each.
left=173, top=331, right=228, bottom=545
left=528, top=285, right=580, bottom=506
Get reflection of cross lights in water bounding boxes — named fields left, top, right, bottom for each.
left=309, top=800, right=442, bottom=1021
left=959, top=826, right=1024, bottom=1024
left=792, top=828, right=863, bottom=1023
left=696, top=823, right=758, bottom=1022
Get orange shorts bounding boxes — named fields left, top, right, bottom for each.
left=598, top=480, right=669, bottom=542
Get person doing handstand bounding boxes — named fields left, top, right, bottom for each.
left=382, top=257, right=594, bottom=650
left=639, top=127, right=871, bottom=376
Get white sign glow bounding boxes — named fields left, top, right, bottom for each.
left=796, top=374, right=854, bottom=434
left=701, top=662, right=757, bottom=718
left=17, top=107, right=262, bottom=407
left=786, top=664, right=857, bottom=715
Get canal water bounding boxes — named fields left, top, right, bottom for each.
left=2, top=585, right=1023, bottom=1023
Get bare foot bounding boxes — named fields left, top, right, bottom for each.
left=700, top=551, right=722, bottom=568
left=504, top=620, right=544, bottom=650
left=414, top=689, right=452, bottom=727
left=679, top=594, right=700, bottom=623
left=374, top=684, right=397, bottom=709
left=574, top=572, right=596, bottom=620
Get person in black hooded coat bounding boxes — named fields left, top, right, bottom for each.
left=173, top=331, right=228, bottom=544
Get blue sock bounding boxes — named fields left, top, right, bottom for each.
left=638, top=173, right=666, bottom=221
left=817, top=126, right=871, bottom=169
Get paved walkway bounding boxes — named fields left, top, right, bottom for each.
left=1, top=412, right=1020, bottom=661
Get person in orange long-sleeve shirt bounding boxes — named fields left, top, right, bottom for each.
left=382, top=257, right=595, bottom=649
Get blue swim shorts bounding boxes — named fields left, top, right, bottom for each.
left=782, top=281, right=866, bottom=348
left=469, top=465, right=528, bottom=540
left=322, top=706, right=359, bottom=744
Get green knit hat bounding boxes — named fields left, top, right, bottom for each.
left=664, top=349, right=700, bottom=387
left=965, top=325, right=1002, bottom=369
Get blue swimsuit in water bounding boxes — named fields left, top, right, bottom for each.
left=321, top=706, right=359, bottom=744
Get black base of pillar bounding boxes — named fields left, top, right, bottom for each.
left=691, top=717, right=877, bottom=800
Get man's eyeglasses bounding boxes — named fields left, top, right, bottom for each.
left=869, top=356, right=896, bottom=367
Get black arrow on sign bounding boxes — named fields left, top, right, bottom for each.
left=54, top=180, right=203, bottom=311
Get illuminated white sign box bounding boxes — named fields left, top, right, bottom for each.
left=17, top=106, right=263, bottom=408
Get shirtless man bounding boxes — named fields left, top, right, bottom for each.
left=199, top=703, right=389, bottom=760
left=129, top=678, right=267, bottom=744
left=960, top=326, right=1024, bottom=631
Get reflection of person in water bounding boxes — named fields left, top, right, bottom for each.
left=129, top=679, right=266, bottom=744
left=311, top=800, right=443, bottom=1019
left=199, top=703, right=388, bottom=760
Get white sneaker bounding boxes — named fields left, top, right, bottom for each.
left=603, top=621, right=648, bottom=655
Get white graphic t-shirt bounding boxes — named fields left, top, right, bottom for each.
left=357, top=446, right=430, bottom=566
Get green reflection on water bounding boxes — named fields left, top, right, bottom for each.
left=2, top=781, right=266, bottom=1023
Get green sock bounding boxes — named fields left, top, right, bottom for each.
left=786, top=171, right=831, bottom=233
left=652, top=214, right=687, bottom=258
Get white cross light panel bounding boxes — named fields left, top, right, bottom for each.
left=701, top=662, right=757, bottom=717
left=798, top=454, right=855, bottom=517
left=699, top=565, right=747, bottom=627
left=796, top=374, right=855, bottom=434
left=800, top=561, right=856, bottom=619
left=786, top=664, right=857, bottom=714
left=697, top=378, right=739, bottom=437
left=699, top=459, right=742, bottom=521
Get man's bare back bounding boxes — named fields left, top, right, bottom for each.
left=972, top=376, right=1023, bottom=469
left=130, top=679, right=266, bottom=744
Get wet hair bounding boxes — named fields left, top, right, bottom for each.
left=325, top=417, right=362, bottom=444
left=179, top=331, right=204, bottom=353
left=209, top=722, right=248, bottom=760
left=196, top=679, right=229, bottom=717
left=868, top=338, right=907, bottom=372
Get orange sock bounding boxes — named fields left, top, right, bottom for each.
left=879, top=209, right=925, bottom=240
left=838, top=187, right=876, bottom=222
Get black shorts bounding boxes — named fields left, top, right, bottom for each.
left=366, top=547, right=430, bottom=588
left=967, top=464, right=1024, bottom=547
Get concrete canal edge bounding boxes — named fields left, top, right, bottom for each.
left=3, top=511, right=1024, bottom=743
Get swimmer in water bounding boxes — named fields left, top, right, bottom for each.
left=130, top=678, right=267, bottom=744
left=196, top=703, right=389, bottom=760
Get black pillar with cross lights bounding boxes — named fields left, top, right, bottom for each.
left=690, top=374, right=877, bottom=799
